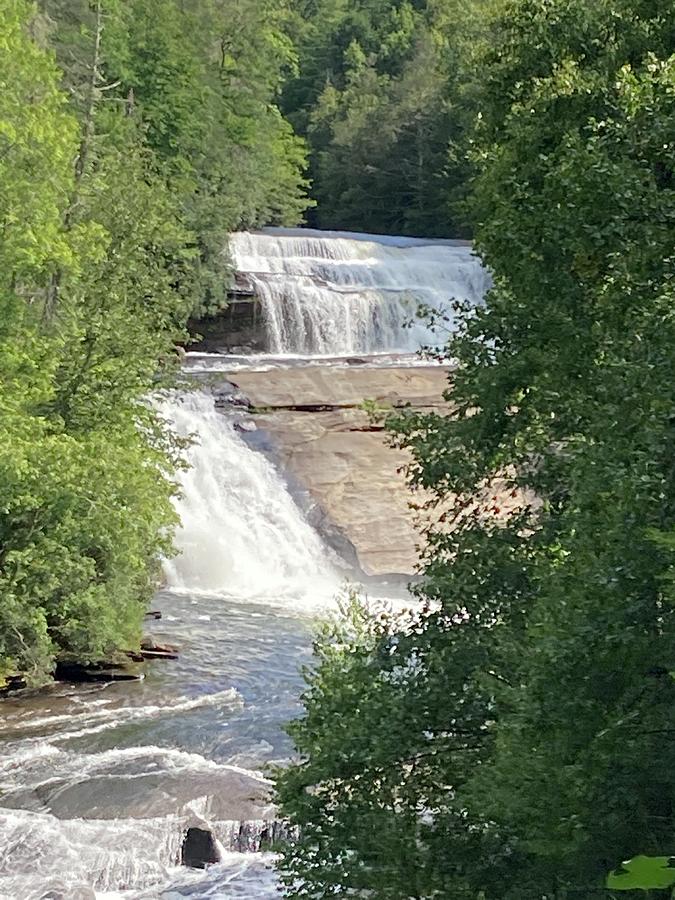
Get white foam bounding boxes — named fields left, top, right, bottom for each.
left=0, top=689, right=242, bottom=744
left=0, top=808, right=186, bottom=896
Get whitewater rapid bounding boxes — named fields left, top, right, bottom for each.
left=0, top=391, right=342, bottom=899
left=0, top=592, right=311, bottom=899
left=230, top=227, right=489, bottom=355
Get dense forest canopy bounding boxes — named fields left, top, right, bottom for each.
left=281, top=0, right=484, bottom=235
left=1, top=0, right=673, bottom=896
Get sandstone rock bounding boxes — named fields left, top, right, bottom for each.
left=230, top=364, right=452, bottom=410
left=228, top=365, right=454, bottom=577
left=254, top=407, right=425, bottom=576
left=222, top=362, right=537, bottom=579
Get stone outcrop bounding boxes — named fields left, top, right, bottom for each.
left=181, top=827, right=220, bottom=869
left=19, top=764, right=274, bottom=822
left=230, top=364, right=452, bottom=412
left=189, top=293, right=264, bottom=353
left=226, top=364, right=453, bottom=577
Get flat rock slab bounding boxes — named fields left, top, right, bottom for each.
left=254, top=409, right=422, bottom=576
left=5, top=766, right=273, bottom=822
left=229, top=364, right=452, bottom=410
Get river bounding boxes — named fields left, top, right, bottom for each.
left=0, top=229, right=486, bottom=899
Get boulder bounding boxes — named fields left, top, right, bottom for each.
left=0, top=673, right=27, bottom=696
left=181, top=827, right=220, bottom=869
left=139, top=636, right=179, bottom=660
left=234, top=418, right=257, bottom=433
left=53, top=660, right=144, bottom=683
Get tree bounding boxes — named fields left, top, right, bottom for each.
left=0, top=0, right=185, bottom=685
left=39, top=0, right=312, bottom=316
left=283, top=0, right=479, bottom=236
left=0, top=0, right=79, bottom=681
left=275, top=1, right=675, bottom=896
left=0, top=0, right=326, bottom=685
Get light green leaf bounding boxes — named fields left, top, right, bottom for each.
left=607, top=856, right=675, bottom=890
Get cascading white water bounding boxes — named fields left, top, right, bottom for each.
left=230, top=227, right=490, bottom=355
left=0, top=389, right=334, bottom=899
left=0, top=807, right=280, bottom=898
left=161, top=391, right=337, bottom=603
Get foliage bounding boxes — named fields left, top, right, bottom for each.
left=0, top=0, right=187, bottom=684
left=0, top=0, right=325, bottom=684
left=282, top=0, right=490, bottom=237
left=608, top=857, right=675, bottom=892
left=276, top=0, right=675, bottom=897
left=39, top=0, right=312, bottom=315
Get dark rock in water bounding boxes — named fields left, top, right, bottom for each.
left=140, top=648, right=179, bottom=661
left=181, top=827, right=220, bottom=869
left=345, top=357, right=367, bottom=365
left=139, top=636, right=179, bottom=660
left=0, top=673, right=27, bottom=695
left=54, top=660, right=144, bottom=683
left=144, top=609, right=162, bottom=620
left=211, top=380, right=253, bottom=410
left=216, top=390, right=251, bottom=409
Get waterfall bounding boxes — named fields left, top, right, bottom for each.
left=1, top=228, right=487, bottom=899
left=230, top=227, right=489, bottom=355
left=161, top=391, right=337, bottom=603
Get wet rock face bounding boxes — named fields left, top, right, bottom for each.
left=229, top=364, right=453, bottom=577
left=230, top=364, right=453, bottom=411
left=188, top=292, right=265, bottom=353
left=220, top=819, right=299, bottom=853
left=181, top=827, right=220, bottom=869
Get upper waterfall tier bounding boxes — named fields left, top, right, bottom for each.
left=229, top=228, right=490, bottom=356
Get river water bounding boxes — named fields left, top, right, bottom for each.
left=0, top=230, right=486, bottom=899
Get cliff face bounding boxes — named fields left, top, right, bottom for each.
left=225, top=364, right=453, bottom=577
left=189, top=295, right=265, bottom=353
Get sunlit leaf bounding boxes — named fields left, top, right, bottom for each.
left=607, top=856, right=675, bottom=890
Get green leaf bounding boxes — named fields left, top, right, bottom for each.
left=607, top=856, right=675, bottom=890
